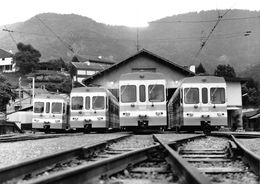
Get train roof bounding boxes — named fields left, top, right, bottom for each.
left=71, top=87, right=108, bottom=93
left=120, top=72, right=166, bottom=81
left=181, top=76, right=225, bottom=84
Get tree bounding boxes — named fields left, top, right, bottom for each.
left=214, top=64, right=236, bottom=78
left=196, top=63, right=206, bottom=74
left=0, top=75, right=16, bottom=112
left=242, top=78, right=260, bottom=108
left=14, top=42, right=41, bottom=74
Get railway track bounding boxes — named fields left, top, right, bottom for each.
left=1, top=133, right=259, bottom=184
left=1, top=134, right=209, bottom=184
left=0, top=133, right=84, bottom=143
left=168, top=134, right=260, bottom=184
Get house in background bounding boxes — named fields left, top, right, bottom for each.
left=0, top=49, right=16, bottom=73
left=71, top=55, right=115, bottom=84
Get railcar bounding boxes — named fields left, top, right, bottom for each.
left=69, top=87, right=119, bottom=133
left=32, top=93, right=70, bottom=133
left=167, top=76, right=228, bottom=133
left=119, top=72, right=167, bottom=130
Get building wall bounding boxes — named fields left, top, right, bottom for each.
left=87, top=55, right=188, bottom=89
left=226, top=81, right=243, bottom=129
left=226, top=82, right=242, bottom=107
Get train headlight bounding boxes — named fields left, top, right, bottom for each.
left=217, top=113, right=224, bottom=117
left=123, top=112, right=130, bottom=116
left=156, top=112, right=163, bottom=116
left=187, top=113, right=194, bottom=117
left=97, top=117, right=104, bottom=120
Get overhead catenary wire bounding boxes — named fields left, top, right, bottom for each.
left=34, top=15, right=74, bottom=54
left=194, top=8, right=233, bottom=58
left=3, top=26, right=17, bottom=46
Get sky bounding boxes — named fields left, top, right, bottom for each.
left=1, top=0, right=260, bottom=27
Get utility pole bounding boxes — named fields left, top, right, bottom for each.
left=28, top=77, right=35, bottom=103
left=136, top=27, right=140, bottom=52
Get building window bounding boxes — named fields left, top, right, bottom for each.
left=132, top=68, right=156, bottom=72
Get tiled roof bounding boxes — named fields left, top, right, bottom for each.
left=71, top=62, right=109, bottom=70
left=0, top=49, right=13, bottom=58
left=74, top=55, right=115, bottom=65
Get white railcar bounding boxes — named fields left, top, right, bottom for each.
left=32, top=93, right=69, bottom=132
left=119, top=72, right=167, bottom=130
left=70, top=87, right=119, bottom=133
left=167, top=76, right=228, bottom=133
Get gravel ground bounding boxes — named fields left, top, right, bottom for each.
left=109, top=135, right=156, bottom=150
left=181, top=136, right=229, bottom=150
left=0, top=133, right=127, bottom=168
left=153, top=133, right=203, bottom=144
left=237, top=138, right=260, bottom=156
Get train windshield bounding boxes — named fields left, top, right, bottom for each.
left=92, top=96, right=105, bottom=110
left=210, top=88, right=225, bottom=104
left=184, top=88, right=199, bottom=104
left=52, top=102, right=62, bottom=114
left=121, top=85, right=136, bottom=103
left=148, top=84, right=165, bottom=102
left=71, top=97, right=83, bottom=110
left=34, top=102, right=44, bottom=113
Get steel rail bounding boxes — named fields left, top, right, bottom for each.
left=153, top=135, right=211, bottom=184
left=231, top=135, right=260, bottom=178
left=210, top=131, right=260, bottom=138
left=26, top=145, right=160, bottom=184
left=0, top=134, right=131, bottom=183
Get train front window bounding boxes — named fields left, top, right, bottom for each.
left=34, top=102, right=44, bottom=113
left=71, top=97, right=83, bottom=110
left=184, top=88, right=199, bottom=104
left=210, top=88, right=225, bottom=104
left=93, top=96, right=105, bottom=110
left=85, top=96, right=90, bottom=110
left=52, top=103, right=62, bottom=114
left=139, top=85, right=146, bottom=102
left=121, top=85, right=136, bottom=103
left=148, top=85, right=165, bottom=102
left=202, top=88, right=208, bottom=104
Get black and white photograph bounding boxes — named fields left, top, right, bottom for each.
left=0, top=0, right=259, bottom=183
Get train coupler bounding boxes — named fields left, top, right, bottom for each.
left=201, top=121, right=211, bottom=134
left=138, top=120, right=149, bottom=129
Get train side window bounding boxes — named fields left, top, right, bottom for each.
left=184, top=88, right=199, bottom=104
left=202, top=88, right=208, bottom=104
left=210, top=88, right=225, bottom=104
left=46, top=102, right=50, bottom=113
left=139, top=85, right=146, bottom=102
left=34, top=102, right=44, bottom=113
left=121, top=85, right=136, bottom=103
left=85, top=96, right=90, bottom=110
left=71, top=96, right=83, bottom=110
